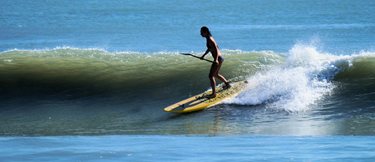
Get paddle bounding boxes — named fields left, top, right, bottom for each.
left=180, top=53, right=214, bottom=63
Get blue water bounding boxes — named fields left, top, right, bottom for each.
left=1, top=135, right=375, bottom=161
left=1, top=0, right=375, bottom=161
left=1, top=0, right=374, bottom=52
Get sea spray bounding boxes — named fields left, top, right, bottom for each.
left=227, top=44, right=339, bottom=112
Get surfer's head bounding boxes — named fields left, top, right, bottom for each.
left=200, top=26, right=212, bottom=37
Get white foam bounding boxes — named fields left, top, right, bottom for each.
left=227, top=44, right=342, bottom=112
left=0, top=46, right=108, bottom=53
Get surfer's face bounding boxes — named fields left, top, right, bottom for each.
left=200, top=30, right=207, bottom=37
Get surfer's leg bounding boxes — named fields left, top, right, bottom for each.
left=214, top=61, right=230, bottom=88
left=209, top=63, right=218, bottom=97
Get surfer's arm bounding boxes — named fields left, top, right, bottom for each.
left=200, top=49, right=209, bottom=59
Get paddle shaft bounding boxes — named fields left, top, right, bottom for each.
left=180, top=53, right=214, bottom=63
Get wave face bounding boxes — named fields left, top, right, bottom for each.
left=0, top=48, right=282, bottom=102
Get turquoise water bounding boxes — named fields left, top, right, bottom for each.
left=1, top=0, right=375, bottom=161
left=1, top=0, right=374, bottom=52
left=1, top=135, right=375, bottom=161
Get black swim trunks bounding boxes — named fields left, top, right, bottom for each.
left=218, top=55, right=224, bottom=62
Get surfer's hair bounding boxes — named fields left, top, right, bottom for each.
left=201, top=26, right=212, bottom=36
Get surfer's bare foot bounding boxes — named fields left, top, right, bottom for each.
left=208, top=93, right=216, bottom=98
left=223, top=82, right=231, bottom=89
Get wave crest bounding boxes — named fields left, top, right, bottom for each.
left=227, top=44, right=375, bottom=112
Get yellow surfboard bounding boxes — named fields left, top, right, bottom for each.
left=164, top=81, right=248, bottom=113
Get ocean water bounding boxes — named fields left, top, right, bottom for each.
left=1, top=136, right=375, bottom=162
left=1, top=0, right=375, bottom=161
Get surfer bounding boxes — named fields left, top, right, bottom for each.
left=200, top=26, right=231, bottom=98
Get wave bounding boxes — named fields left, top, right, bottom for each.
left=0, top=46, right=374, bottom=112
left=0, top=48, right=282, bottom=101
